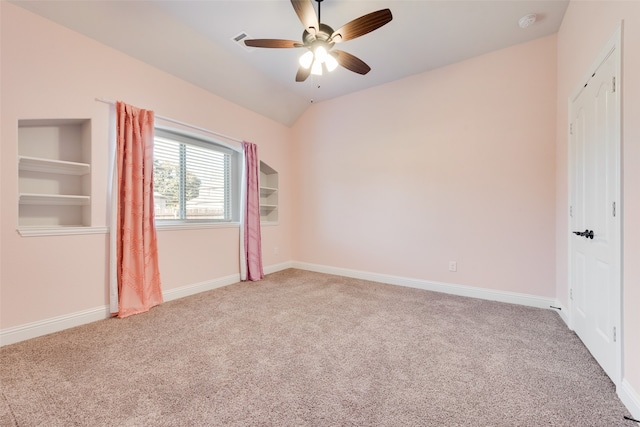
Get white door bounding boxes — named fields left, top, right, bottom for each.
left=569, top=38, right=620, bottom=382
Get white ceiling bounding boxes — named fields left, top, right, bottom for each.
left=12, top=0, right=569, bottom=126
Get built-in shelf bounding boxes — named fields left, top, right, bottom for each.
left=19, top=193, right=91, bottom=206
left=19, top=156, right=90, bottom=176
left=260, top=186, right=278, bottom=194
left=259, top=161, right=278, bottom=224
left=17, top=119, right=92, bottom=229
left=18, top=226, right=109, bottom=237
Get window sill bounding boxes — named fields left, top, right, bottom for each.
left=155, top=221, right=240, bottom=232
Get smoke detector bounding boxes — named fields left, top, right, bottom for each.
left=518, top=14, right=537, bottom=29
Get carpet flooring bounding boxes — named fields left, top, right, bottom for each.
left=0, top=269, right=633, bottom=426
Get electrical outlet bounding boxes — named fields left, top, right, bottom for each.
left=449, top=261, right=457, bottom=272
left=274, top=246, right=279, bottom=255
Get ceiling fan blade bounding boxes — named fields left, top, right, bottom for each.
left=296, top=66, right=311, bottom=82
left=244, top=39, right=303, bottom=49
left=331, top=50, right=371, bottom=75
left=329, top=9, right=393, bottom=43
left=291, top=0, right=319, bottom=35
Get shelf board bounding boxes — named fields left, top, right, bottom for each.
left=259, top=204, right=278, bottom=210
left=19, top=193, right=90, bottom=206
left=260, top=186, right=278, bottom=194
left=19, top=156, right=90, bottom=175
left=17, top=226, right=108, bottom=237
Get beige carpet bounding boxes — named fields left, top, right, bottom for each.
left=0, top=269, right=633, bottom=426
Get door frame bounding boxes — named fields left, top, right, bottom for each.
left=567, top=25, right=622, bottom=385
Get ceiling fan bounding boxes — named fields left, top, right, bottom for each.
left=244, top=0, right=393, bottom=82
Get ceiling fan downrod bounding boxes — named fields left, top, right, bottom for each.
left=316, top=0, right=323, bottom=24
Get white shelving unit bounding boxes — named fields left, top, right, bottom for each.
left=18, top=119, right=92, bottom=228
left=259, top=161, right=278, bottom=224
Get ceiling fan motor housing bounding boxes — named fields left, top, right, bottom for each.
left=302, top=23, right=335, bottom=45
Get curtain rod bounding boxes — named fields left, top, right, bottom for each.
left=95, top=97, right=244, bottom=144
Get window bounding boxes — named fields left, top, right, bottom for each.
left=153, top=128, right=240, bottom=223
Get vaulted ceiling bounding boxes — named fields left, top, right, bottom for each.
left=12, top=0, right=569, bottom=126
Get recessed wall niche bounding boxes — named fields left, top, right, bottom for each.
left=17, top=119, right=92, bottom=228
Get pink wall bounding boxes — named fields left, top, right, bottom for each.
left=0, top=3, right=292, bottom=329
left=556, top=0, right=640, bottom=402
left=3, top=0, right=638, bottom=411
left=292, top=35, right=557, bottom=297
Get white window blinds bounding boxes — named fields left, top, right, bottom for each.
left=153, top=129, right=234, bottom=222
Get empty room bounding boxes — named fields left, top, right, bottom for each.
left=1, top=0, right=639, bottom=425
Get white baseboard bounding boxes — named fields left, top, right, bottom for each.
left=264, top=261, right=294, bottom=275
left=292, top=261, right=557, bottom=310
left=163, top=261, right=294, bottom=302
left=0, top=306, right=111, bottom=347
left=620, top=379, right=640, bottom=422
left=0, top=275, right=242, bottom=347
left=0, top=260, right=571, bottom=347
left=0, top=263, right=293, bottom=347
left=162, top=273, right=240, bottom=302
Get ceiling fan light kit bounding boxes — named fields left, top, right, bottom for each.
left=298, top=43, right=339, bottom=75
left=325, top=54, right=339, bottom=72
left=299, top=50, right=314, bottom=68
left=244, top=0, right=393, bottom=82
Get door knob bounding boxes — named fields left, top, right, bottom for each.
left=572, top=229, right=594, bottom=239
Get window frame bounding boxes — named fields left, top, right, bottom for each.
left=153, top=126, right=242, bottom=229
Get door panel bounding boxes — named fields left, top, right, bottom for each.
left=569, top=47, right=619, bottom=381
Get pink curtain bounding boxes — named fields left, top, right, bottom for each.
left=242, top=141, right=264, bottom=281
left=115, top=101, right=163, bottom=318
